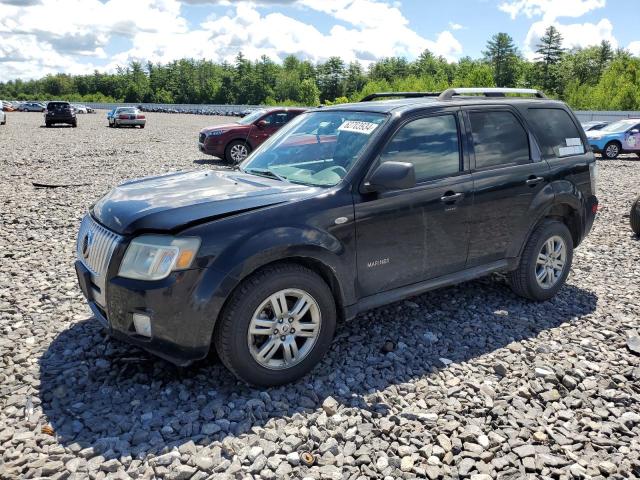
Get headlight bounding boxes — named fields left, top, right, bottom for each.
left=207, top=130, right=224, bottom=136
left=118, top=235, right=200, bottom=281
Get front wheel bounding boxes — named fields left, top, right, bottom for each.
left=214, top=264, right=336, bottom=386
left=631, top=197, right=640, bottom=236
left=225, top=140, right=251, bottom=164
left=508, top=220, right=574, bottom=301
left=603, top=141, right=620, bottom=159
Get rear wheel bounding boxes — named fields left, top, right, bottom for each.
left=631, top=197, right=640, bottom=236
left=72, top=120, right=77, bottom=128
left=225, top=140, right=251, bottom=164
left=603, top=141, right=621, bottom=159
left=508, top=220, right=573, bottom=301
left=45, top=122, right=51, bottom=127
left=140, top=124, right=145, bottom=129
left=214, top=264, right=336, bottom=386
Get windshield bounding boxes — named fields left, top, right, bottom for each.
left=599, top=119, right=638, bottom=133
left=238, top=109, right=267, bottom=125
left=241, top=110, right=387, bottom=187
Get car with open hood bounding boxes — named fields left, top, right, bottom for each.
left=75, top=88, right=598, bottom=386
left=198, top=107, right=306, bottom=163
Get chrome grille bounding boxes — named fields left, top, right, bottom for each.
left=76, top=215, right=122, bottom=278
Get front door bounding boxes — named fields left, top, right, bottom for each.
left=247, top=111, right=290, bottom=148
left=354, top=111, right=473, bottom=297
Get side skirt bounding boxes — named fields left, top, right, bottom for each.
left=344, top=260, right=512, bottom=320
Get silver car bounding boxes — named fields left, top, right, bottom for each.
left=0, top=109, right=5, bottom=125
left=21, top=102, right=46, bottom=112
left=109, top=107, right=146, bottom=128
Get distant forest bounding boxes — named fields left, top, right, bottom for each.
left=2, top=27, right=640, bottom=110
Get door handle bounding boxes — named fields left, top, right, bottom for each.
left=440, top=192, right=465, bottom=204
left=526, top=176, right=545, bottom=186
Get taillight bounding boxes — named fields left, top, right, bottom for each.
left=137, top=115, right=145, bottom=119
left=118, top=114, right=128, bottom=119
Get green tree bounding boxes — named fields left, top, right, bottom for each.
left=300, top=78, right=320, bottom=106
left=483, top=33, right=519, bottom=87
left=535, top=25, right=565, bottom=94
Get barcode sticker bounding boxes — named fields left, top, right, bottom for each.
left=338, top=121, right=379, bottom=135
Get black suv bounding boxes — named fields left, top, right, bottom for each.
left=45, top=101, right=77, bottom=127
left=75, top=88, right=598, bottom=386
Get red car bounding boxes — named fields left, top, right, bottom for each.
left=198, top=107, right=306, bottom=163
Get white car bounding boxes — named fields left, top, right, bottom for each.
left=0, top=109, right=5, bottom=125
left=72, top=104, right=88, bottom=114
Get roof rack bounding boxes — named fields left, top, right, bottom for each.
left=360, top=92, right=441, bottom=102
left=438, top=88, right=547, bottom=100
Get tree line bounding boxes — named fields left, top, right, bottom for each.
left=2, top=27, right=640, bottom=110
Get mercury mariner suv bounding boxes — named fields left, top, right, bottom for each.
left=75, top=88, right=598, bottom=386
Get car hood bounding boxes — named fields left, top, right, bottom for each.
left=91, top=170, right=319, bottom=235
left=201, top=123, right=241, bottom=134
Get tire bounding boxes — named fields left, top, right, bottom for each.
left=214, top=263, right=336, bottom=386
left=45, top=122, right=51, bottom=127
left=225, top=140, right=251, bottom=164
left=603, top=141, right=621, bottom=159
left=631, top=197, right=640, bottom=236
left=508, top=220, right=574, bottom=301
left=140, top=124, right=145, bottom=129
left=72, top=121, right=77, bottom=128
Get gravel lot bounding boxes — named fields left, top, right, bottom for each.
left=1, top=111, right=639, bottom=480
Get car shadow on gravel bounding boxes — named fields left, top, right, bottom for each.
left=38, top=276, right=596, bottom=459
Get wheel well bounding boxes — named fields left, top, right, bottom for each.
left=227, top=138, right=252, bottom=150
left=545, top=204, right=581, bottom=247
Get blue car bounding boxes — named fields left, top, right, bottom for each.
left=586, top=118, right=640, bottom=159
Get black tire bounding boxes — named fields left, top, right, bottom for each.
left=45, top=122, right=51, bottom=127
left=214, top=263, right=336, bottom=386
left=140, top=124, right=145, bottom=129
left=603, top=141, right=621, bottom=159
left=631, top=197, right=640, bottom=236
left=508, top=220, right=574, bottom=301
left=225, top=140, right=251, bottom=164
left=72, top=121, right=77, bottom=128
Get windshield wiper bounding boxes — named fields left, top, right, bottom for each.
left=243, top=167, right=288, bottom=182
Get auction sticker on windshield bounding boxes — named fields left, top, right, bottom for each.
left=338, top=120, right=379, bottom=135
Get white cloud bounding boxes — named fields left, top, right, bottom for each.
left=448, top=22, right=465, bottom=31
left=498, top=0, right=617, bottom=60
left=0, top=0, right=463, bottom=80
left=629, top=41, right=640, bottom=57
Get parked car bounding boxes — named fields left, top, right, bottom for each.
left=586, top=118, right=640, bottom=159
left=581, top=120, right=609, bottom=131
left=2, top=101, right=15, bottom=112
left=20, top=102, right=46, bottom=112
left=73, top=104, right=88, bottom=114
left=198, top=107, right=306, bottom=163
left=632, top=196, right=640, bottom=236
left=0, top=109, right=5, bottom=125
left=108, top=107, right=146, bottom=128
left=45, top=101, right=77, bottom=127
left=75, top=88, right=598, bottom=386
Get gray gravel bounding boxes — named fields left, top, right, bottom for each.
left=1, top=111, right=640, bottom=479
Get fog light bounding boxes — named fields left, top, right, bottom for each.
left=133, top=313, right=152, bottom=337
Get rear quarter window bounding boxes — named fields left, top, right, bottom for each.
left=527, top=108, right=585, bottom=158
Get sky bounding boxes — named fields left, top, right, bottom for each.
left=0, top=0, right=639, bottom=81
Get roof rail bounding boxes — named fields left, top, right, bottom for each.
left=438, top=88, right=547, bottom=101
left=360, top=92, right=441, bottom=102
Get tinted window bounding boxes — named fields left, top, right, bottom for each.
left=528, top=108, right=585, bottom=158
left=380, top=115, right=461, bottom=182
left=263, top=112, right=290, bottom=126
left=469, top=111, right=530, bottom=168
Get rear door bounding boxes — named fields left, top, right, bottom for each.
left=464, top=107, right=551, bottom=267
left=354, top=110, right=473, bottom=296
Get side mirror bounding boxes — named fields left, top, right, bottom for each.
left=256, top=120, right=268, bottom=129
left=630, top=129, right=639, bottom=134
left=363, top=161, right=416, bottom=193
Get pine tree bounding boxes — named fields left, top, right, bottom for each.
left=483, top=33, right=519, bottom=87
left=535, top=25, right=565, bottom=94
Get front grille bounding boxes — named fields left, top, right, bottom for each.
left=199, top=133, right=206, bottom=144
left=76, top=215, right=122, bottom=278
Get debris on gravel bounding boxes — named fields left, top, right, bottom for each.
left=1, top=111, right=639, bottom=479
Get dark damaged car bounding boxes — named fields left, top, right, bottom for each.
left=76, top=88, right=598, bottom=386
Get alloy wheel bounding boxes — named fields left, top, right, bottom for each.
left=605, top=143, right=619, bottom=158
left=535, top=235, right=567, bottom=289
left=247, top=288, right=321, bottom=370
left=230, top=144, right=249, bottom=162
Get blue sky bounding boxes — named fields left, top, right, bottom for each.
left=1, top=0, right=639, bottom=80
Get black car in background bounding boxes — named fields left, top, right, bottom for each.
left=75, top=88, right=598, bottom=386
left=45, top=101, right=77, bottom=127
